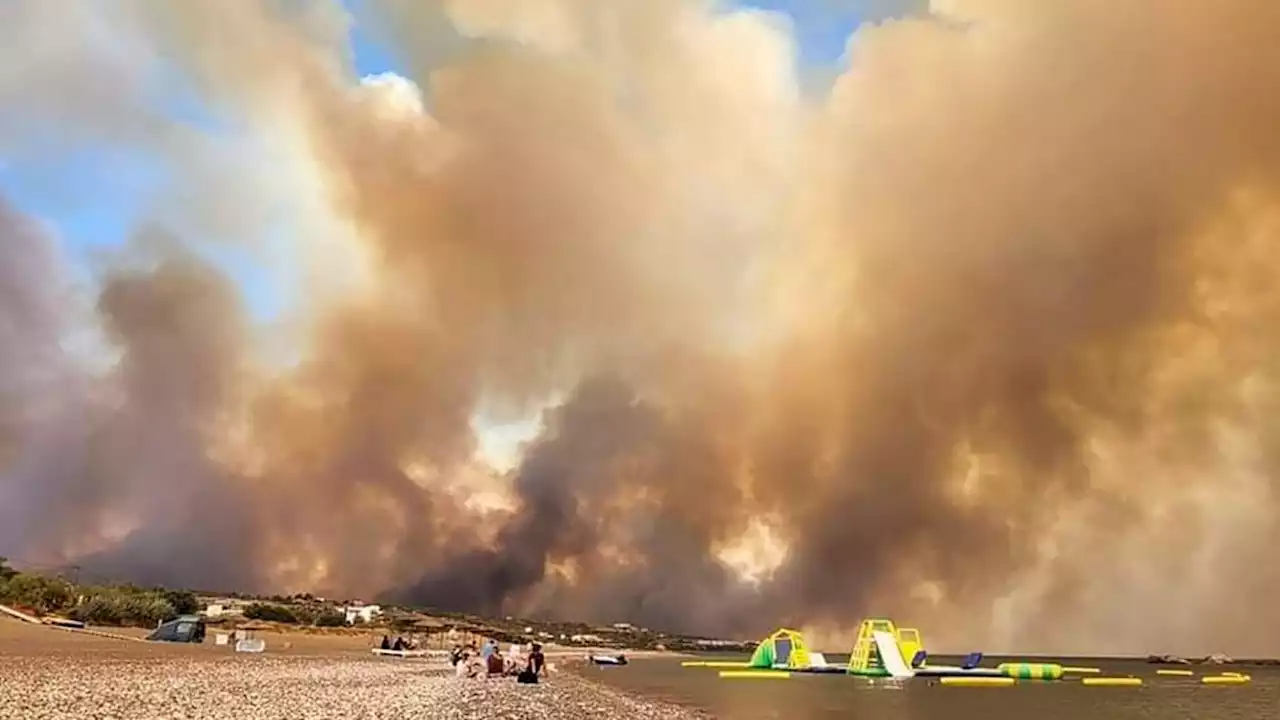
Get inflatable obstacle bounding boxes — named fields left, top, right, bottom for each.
left=1082, top=677, right=1142, bottom=687
left=748, top=628, right=812, bottom=670
left=720, top=670, right=791, bottom=679
left=1202, top=674, right=1250, bottom=685
left=939, top=677, right=1014, bottom=687
left=998, top=663, right=1064, bottom=680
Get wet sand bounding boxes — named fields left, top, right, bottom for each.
left=0, top=619, right=707, bottom=720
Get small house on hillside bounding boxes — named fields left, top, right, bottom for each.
left=202, top=600, right=248, bottom=618
left=344, top=604, right=382, bottom=625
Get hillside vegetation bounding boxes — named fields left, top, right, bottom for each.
left=0, top=558, right=753, bottom=651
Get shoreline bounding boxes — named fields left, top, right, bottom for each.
left=0, top=655, right=708, bottom=720
left=0, top=618, right=707, bottom=720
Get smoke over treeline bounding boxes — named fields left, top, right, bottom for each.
left=4, top=0, right=1280, bottom=655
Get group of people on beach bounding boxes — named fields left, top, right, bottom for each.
left=449, top=639, right=546, bottom=684
left=378, top=635, right=417, bottom=652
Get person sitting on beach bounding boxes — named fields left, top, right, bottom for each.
left=531, top=644, right=546, bottom=676
left=452, top=646, right=482, bottom=679
left=455, top=651, right=473, bottom=679
left=517, top=643, right=546, bottom=684
left=380, top=635, right=391, bottom=651
left=504, top=647, right=524, bottom=677
left=392, top=636, right=406, bottom=652
left=486, top=648, right=505, bottom=677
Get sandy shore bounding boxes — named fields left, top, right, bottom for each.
left=0, top=619, right=706, bottom=720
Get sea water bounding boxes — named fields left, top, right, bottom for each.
left=586, top=655, right=1279, bottom=720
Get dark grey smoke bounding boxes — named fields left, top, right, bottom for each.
left=394, top=375, right=758, bottom=635
left=0, top=198, right=80, bottom=556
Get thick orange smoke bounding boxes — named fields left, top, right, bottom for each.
left=4, top=0, right=1280, bottom=655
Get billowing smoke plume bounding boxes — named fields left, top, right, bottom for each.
left=4, top=0, right=1280, bottom=655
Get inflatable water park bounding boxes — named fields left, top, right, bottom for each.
left=681, top=618, right=1253, bottom=688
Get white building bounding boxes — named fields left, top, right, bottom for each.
left=202, top=601, right=247, bottom=618
left=344, top=604, right=382, bottom=625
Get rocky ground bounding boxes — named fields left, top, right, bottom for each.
left=0, top=619, right=708, bottom=720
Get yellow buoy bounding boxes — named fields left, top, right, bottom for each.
left=939, top=677, right=1015, bottom=687
left=1202, top=675, right=1250, bottom=685
left=1063, top=667, right=1101, bottom=674
left=681, top=661, right=707, bottom=667
left=1156, top=669, right=1194, bottom=676
left=1082, top=677, right=1142, bottom=687
left=719, top=670, right=791, bottom=679
left=699, top=661, right=751, bottom=668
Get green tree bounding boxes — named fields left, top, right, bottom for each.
left=66, top=587, right=176, bottom=627
left=314, top=609, right=347, bottom=627
left=160, top=589, right=199, bottom=616
left=243, top=603, right=299, bottom=624
left=0, top=574, right=75, bottom=613
left=291, top=604, right=318, bottom=625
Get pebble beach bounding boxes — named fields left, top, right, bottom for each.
left=0, top=620, right=708, bottom=720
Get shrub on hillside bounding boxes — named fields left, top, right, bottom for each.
left=160, top=589, right=199, bottom=616
left=68, top=587, right=175, bottom=627
left=290, top=604, right=318, bottom=625
left=0, top=573, right=75, bottom=613
left=120, top=593, right=177, bottom=625
left=69, top=594, right=122, bottom=625
left=243, top=603, right=299, bottom=624
left=314, top=610, right=346, bottom=627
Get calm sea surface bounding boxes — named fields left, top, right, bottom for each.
left=587, top=655, right=1278, bottom=720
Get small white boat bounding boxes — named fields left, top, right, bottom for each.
left=587, top=653, right=629, bottom=666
